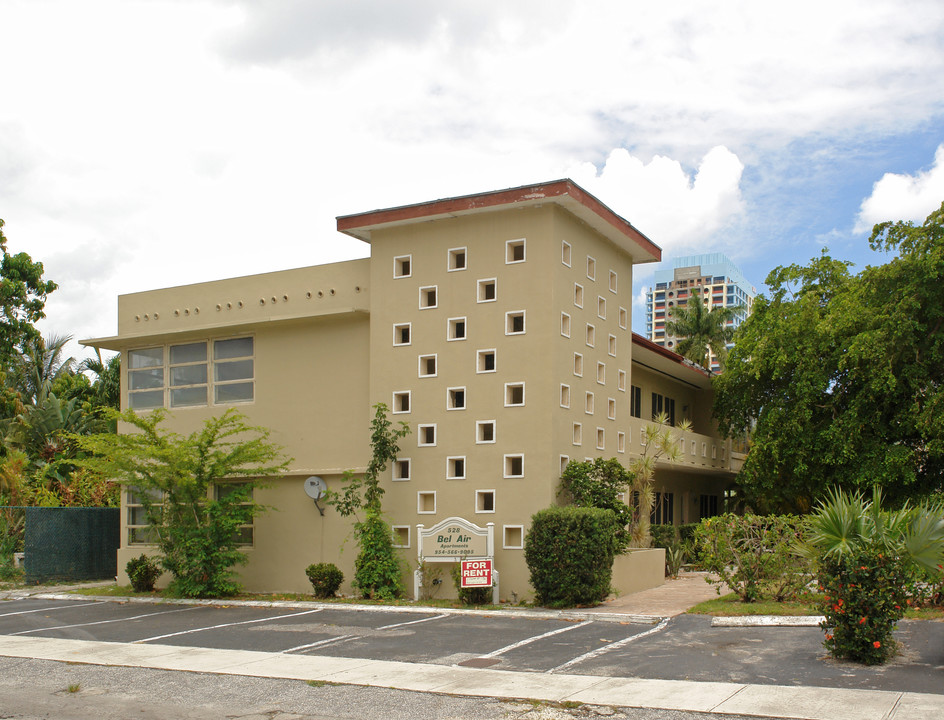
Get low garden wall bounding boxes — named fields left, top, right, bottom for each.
left=611, top=547, right=665, bottom=595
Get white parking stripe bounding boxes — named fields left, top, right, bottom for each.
left=378, top=614, right=448, bottom=630
left=282, top=635, right=353, bottom=653
left=133, top=608, right=323, bottom=643
left=481, top=620, right=592, bottom=659
left=12, top=606, right=199, bottom=635
left=547, top=617, right=670, bottom=673
left=0, top=601, right=101, bottom=618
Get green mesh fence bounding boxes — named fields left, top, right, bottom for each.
left=23, top=507, right=119, bottom=583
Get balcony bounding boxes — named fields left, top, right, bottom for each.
left=627, top=418, right=738, bottom=475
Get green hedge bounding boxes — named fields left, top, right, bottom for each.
left=649, top=523, right=698, bottom=548
left=524, top=506, right=618, bottom=608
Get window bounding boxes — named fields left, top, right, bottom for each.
left=128, top=347, right=164, bottom=409
left=630, top=385, right=642, bottom=418
left=608, top=398, right=616, bottom=420
left=617, top=431, right=626, bottom=453
left=585, top=391, right=594, bottom=415
left=651, top=492, right=674, bottom=524
left=393, top=255, right=411, bottom=278
left=586, top=324, right=595, bottom=347
left=505, top=238, right=526, bottom=264
left=597, top=296, right=606, bottom=319
left=447, top=456, right=466, bottom=480
left=608, top=334, right=617, bottom=357
left=574, top=283, right=584, bottom=308
left=215, top=483, right=254, bottom=545
left=448, top=247, right=467, bottom=271
left=699, top=494, right=719, bottom=519
left=418, top=424, right=437, bottom=446
left=476, top=490, right=496, bottom=513
left=503, top=525, right=524, bottom=550
left=596, top=427, right=605, bottom=450
left=393, top=458, right=411, bottom=481
left=392, top=390, right=411, bottom=414
left=419, top=286, right=438, bottom=309
left=618, top=369, right=626, bottom=392
left=504, top=382, right=525, bottom=406
left=476, top=420, right=496, bottom=444
left=447, top=387, right=466, bottom=410
left=503, top=454, right=524, bottom=478
left=587, top=256, right=596, bottom=280
left=561, top=241, right=572, bottom=267
left=597, top=362, right=606, bottom=385
left=417, top=491, right=436, bottom=514
left=573, top=423, right=582, bottom=446
left=392, top=526, right=411, bottom=548
left=561, top=312, right=571, bottom=337
left=214, top=337, right=253, bottom=404
left=560, top=384, right=571, bottom=408
left=418, top=354, right=437, bottom=378
left=477, top=278, right=497, bottom=303
left=505, top=311, right=526, bottom=335
left=126, top=488, right=160, bottom=544
left=609, top=270, right=618, bottom=293
left=169, top=342, right=208, bottom=408
left=573, top=353, right=583, bottom=377
left=477, top=349, right=496, bottom=373
left=618, top=307, right=628, bottom=329
left=560, top=455, right=570, bottom=475
left=448, top=317, right=467, bottom=341
left=393, top=323, right=411, bottom=346
left=652, top=392, right=676, bottom=425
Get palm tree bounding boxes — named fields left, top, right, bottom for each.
left=79, top=349, right=120, bottom=411
left=6, top=333, right=76, bottom=405
left=664, top=288, right=741, bottom=372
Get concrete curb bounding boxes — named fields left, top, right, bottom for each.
left=711, top=615, right=826, bottom=627
left=28, top=592, right=666, bottom=626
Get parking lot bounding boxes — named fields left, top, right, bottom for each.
left=1, top=596, right=942, bottom=696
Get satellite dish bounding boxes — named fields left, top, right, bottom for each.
left=304, top=476, right=327, bottom=500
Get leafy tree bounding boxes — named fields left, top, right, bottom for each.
left=325, top=403, right=410, bottom=599
left=714, top=203, right=944, bottom=511
left=79, top=350, right=121, bottom=412
left=7, top=333, right=76, bottom=406
left=559, top=414, right=680, bottom=550
left=72, top=408, right=290, bottom=597
left=0, top=219, right=57, bottom=371
left=665, top=288, right=741, bottom=371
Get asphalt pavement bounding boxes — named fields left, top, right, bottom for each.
left=0, top=575, right=941, bottom=720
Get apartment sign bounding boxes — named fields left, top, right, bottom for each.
left=417, top=516, right=492, bottom=562
left=460, top=559, right=492, bottom=588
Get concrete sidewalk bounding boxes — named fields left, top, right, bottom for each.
left=0, top=634, right=938, bottom=720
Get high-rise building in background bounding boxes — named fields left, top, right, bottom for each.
left=645, top=253, right=756, bottom=372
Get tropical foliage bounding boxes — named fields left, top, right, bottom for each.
left=72, top=409, right=290, bottom=597
left=714, top=203, right=944, bottom=511
left=665, top=288, right=741, bottom=371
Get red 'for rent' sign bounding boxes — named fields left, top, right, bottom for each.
left=460, top=559, right=492, bottom=588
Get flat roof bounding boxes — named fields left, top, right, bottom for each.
left=337, top=179, right=661, bottom=265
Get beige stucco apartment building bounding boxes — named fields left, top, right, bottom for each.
left=85, top=180, right=740, bottom=599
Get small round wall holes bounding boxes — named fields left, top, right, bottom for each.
left=184, top=309, right=190, bottom=316
left=193, top=308, right=199, bottom=314
left=237, top=301, right=244, bottom=308
left=227, top=302, right=232, bottom=309
left=216, top=304, right=222, bottom=311
left=282, top=294, right=288, bottom=302
left=174, top=310, right=180, bottom=316
left=317, top=290, right=324, bottom=298
left=329, top=288, right=336, bottom=296
left=144, top=314, right=150, bottom=321
left=271, top=296, right=277, bottom=304
left=306, top=291, right=312, bottom=299
left=259, top=298, right=266, bottom=306
left=355, top=286, right=361, bottom=293
left=135, top=315, right=141, bottom=322
left=153, top=313, right=159, bottom=320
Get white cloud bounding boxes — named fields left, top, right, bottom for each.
left=569, top=146, right=745, bottom=252
left=855, top=145, right=944, bottom=232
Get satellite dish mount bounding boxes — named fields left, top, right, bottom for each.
left=303, top=476, right=327, bottom=516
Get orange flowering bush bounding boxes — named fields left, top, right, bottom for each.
left=819, top=548, right=908, bottom=665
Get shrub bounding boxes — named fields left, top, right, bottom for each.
left=694, top=514, right=810, bottom=602
left=819, top=548, right=909, bottom=665
left=352, top=509, right=404, bottom=600
left=525, top=506, right=618, bottom=608
left=126, top=554, right=161, bottom=593
left=305, top=562, right=344, bottom=598
left=451, top=564, right=492, bottom=605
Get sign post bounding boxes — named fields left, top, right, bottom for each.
left=415, top=516, right=499, bottom=604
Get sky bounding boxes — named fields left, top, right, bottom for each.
left=1, top=0, right=943, bottom=362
